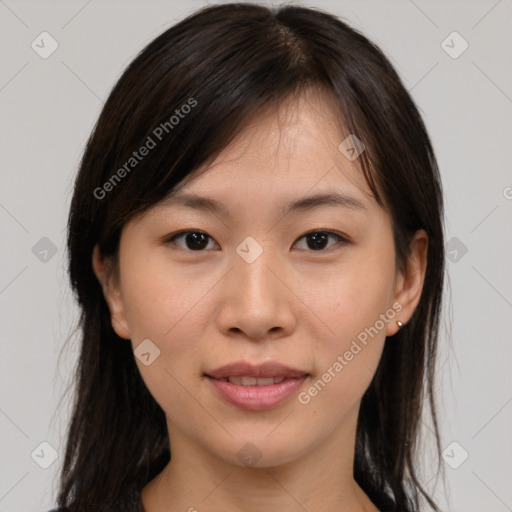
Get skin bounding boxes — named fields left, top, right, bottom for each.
left=93, top=88, right=428, bottom=512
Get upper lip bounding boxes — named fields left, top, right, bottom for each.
left=205, top=361, right=309, bottom=379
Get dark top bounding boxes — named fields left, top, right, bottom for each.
left=47, top=483, right=399, bottom=511
left=48, top=485, right=143, bottom=512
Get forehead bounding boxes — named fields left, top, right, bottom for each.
left=168, top=90, right=375, bottom=208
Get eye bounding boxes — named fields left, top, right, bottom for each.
left=165, top=230, right=346, bottom=252
left=165, top=230, right=219, bottom=251
left=293, top=230, right=347, bottom=252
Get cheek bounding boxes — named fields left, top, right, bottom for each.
left=120, top=248, right=212, bottom=341
left=301, top=252, right=395, bottom=344
left=119, top=260, right=212, bottom=419
left=295, top=251, right=395, bottom=404
left=118, top=257, right=220, bottom=411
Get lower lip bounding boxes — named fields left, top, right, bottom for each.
left=206, top=376, right=308, bottom=411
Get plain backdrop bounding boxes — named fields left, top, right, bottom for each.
left=1, top=1, right=511, bottom=511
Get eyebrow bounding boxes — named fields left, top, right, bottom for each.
left=160, top=190, right=368, bottom=217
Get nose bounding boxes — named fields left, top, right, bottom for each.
left=215, top=245, right=297, bottom=341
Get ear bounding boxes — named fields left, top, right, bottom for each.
left=386, top=229, right=428, bottom=336
left=92, top=245, right=131, bottom=340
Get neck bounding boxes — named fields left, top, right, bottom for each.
left=141, top=406, right=378, bottom=512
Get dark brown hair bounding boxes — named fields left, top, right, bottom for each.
left=57, top=3, right=445, bottom=510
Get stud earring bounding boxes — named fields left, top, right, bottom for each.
left=397, top=321, right=403, bottom=329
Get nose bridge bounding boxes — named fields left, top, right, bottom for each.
left=234, top=235, right=283, bottom=307
left=216, top=235, right=295, bottom=339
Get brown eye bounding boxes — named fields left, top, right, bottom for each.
left=167, top=231, right=218, bottom=251
left=294, top=231, right=346, bottom=251
left=165, top=229, right=347, bottom=253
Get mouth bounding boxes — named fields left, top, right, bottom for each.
left=210, top=375, right=291, bottom=386
left=204, top=361, right=310, bottom=411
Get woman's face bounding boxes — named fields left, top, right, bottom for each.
left=94, top=90, right=427, bottom=469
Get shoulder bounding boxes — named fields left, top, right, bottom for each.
left=45, top=485, right=143, bottom=512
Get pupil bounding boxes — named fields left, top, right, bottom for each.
left=187, top=232, right=208, bottom=250
left=308, top=232, right=327, bottom=250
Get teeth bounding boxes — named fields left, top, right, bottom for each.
left=226, top=376, right=288, bottom=386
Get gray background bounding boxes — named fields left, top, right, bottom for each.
left=1, top=0, right=511, bottom=511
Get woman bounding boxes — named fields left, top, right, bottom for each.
left=51, top=2, right=446, bottom=511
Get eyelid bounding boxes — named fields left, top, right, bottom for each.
left=163, top=229, right=219, bottom=250
left=163, top=229, right=350, bottom=252
left=294, top=230, right=348, bottom=251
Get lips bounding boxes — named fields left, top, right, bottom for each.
left=205, top=361, right=308, bottom=380
left=204, top=361, right=309, bottom=411
left=221, top=376, right=286, bottom=386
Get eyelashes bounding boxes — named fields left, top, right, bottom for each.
left=164, top=229, right=349, bottom=253
left=165, top=230, right=217, bottom=251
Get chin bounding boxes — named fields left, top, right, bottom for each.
left=206, top=430, right=313, bottom=470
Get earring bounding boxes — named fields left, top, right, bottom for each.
left=397, top=321, right=403, bottom=329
